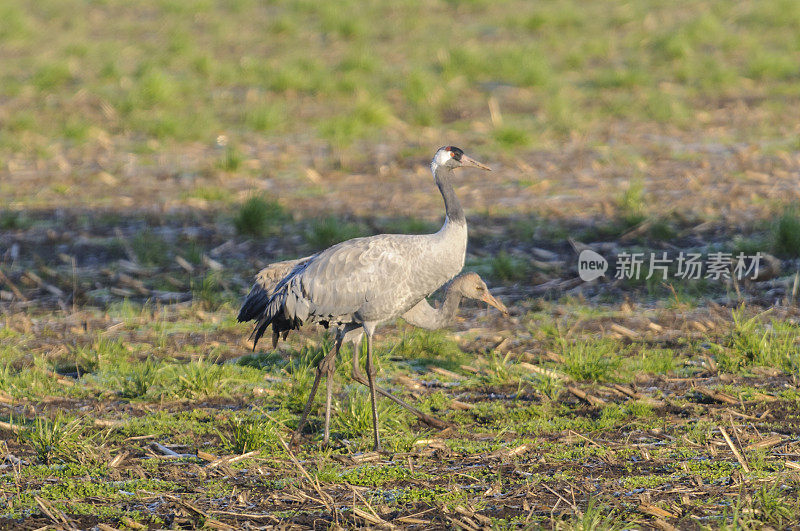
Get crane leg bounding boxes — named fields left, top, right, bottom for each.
left=322, top=336, right=339, bottom=445
left=291, top=333, right=341, bottom=447
left=351, top=337, right=450, bottom=430
left=365, top=330, right=381, bottom=451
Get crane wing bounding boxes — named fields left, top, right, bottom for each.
left=237, top=255, right=314, bottom=322
left=293, top=233, right=428, bottom=322
left=255, top=256, right=314, bottom=292
left=242, top=225, right=464, bottom=348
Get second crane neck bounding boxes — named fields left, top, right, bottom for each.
left=434, top=166, right=466, bottom=225
left=439, top=288, right=463, bottom=325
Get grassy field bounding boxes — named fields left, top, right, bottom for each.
left=2, top=0, right=800, bottom=529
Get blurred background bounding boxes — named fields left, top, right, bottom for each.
left=1, top=0, right=800, bottom=303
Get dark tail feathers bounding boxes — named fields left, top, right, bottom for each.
left=238, top=284, right=301, bottom=349
left=237, top=284, right=271, bottom=323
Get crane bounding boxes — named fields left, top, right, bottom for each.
left=238, top=146, right=491, bottom=450
left=241, top=260, right=507, bottom=444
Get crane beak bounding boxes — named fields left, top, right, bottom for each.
left=481, top=292, right=508, bottom=316
left=460, top=154, right=491, bottom=171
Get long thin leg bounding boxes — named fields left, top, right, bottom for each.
left=292, top=338, right=340, bottom=446
left=351, top=335, right=449, bottom=430
left=365, top=329, right=381, bottom=451
left=323, top=330, right=344, bottom=445
left=323, top=362, right=334, bottom=445
left=352, top=334, right=362, bottom=381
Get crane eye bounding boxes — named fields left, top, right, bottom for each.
left=449, top=151, right=455, bottom=158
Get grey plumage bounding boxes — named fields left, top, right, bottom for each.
left=237, top=146, right=492, bottom=449
left=243, top=225, right=468, bottom=349
left=241, top=259, right=506, bottom=342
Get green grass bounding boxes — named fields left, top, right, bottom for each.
left=754, top=484, right=798, bottom=528
left=338, top=463, right=429, bottom=486
left=130, top=229, right=171, bottom=267
left=318, top=98, right=394, bottom=147
left=493, top=126, right=532, bottom=149
left=647, top=217, right=677, bottom=241
left=172, top=358, right=259, bottom=399
left=480, top=351, right=524, bottom=387
left=390, top=329, right=465, bottom=365
left=622, top=347, right=678, bottom=376
left=560, top=339, right=622, bottom=382
left=218, top=414, right=283, bottom=454
left=617, top=179, right=647, bottom=227
left=713, top=307, right=800, bottom=374
left=233, top=194, right=288, bottom=237
left=771, top=207, right=800, bottom=257
left=333, top=389, right=410, bottom=444
left=490, top=250, right=532, bottom=282
left=53, top=337, right=128, bottom=376
left=556, top=498, right=630, bottom=531
left=305, top=216, right=365, bottom=249
left=376, top=217, right=437, bottom=235
left=110, top=357, right=161, bottom=399
left=217, top=146, right=243, bottom=172
left=467, top=251, right=533, bottom=283
left=1, top=300, right=799, bottom=527
left=21, top=415, right=87, bottom=466
left=191, top=270, right=231, bottom=309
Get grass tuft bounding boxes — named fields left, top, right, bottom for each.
left=217, top=146, right=243, bottom=172
left=219, top=415, right=281, bottom=454
left=555, top=498, right=629, bottom=531
left=489, top=250, right=531, bottom=282
left=115, top=358, right=161, bottom=399
left=192, top=270, right=226, bottom=308
left=754, top=484, right=796, bottom=527
left=714, top=307, right=799, bottom=374
left=561, top=339, right=621, bottom=382
left=617, top=179, right=646, bottom=227
left=130, top=229, right=171, bottom=267
left=234, top=194, right=288, bottom=237
left=771, top=207, right=800, bottom=257
left=22, top=415, right=85, bottom=465
left=334, top=389, right=409, bottom=442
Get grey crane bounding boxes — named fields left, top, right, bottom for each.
left=237, top=146, right=490, bottom=450
left=240, top=260, right=507, bottom=444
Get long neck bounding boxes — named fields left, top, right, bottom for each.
left=401, top=283, right=465, bottom=330
left=433, top=164, right=465, bottom=225
left=435, top=286, right=464, bottom=327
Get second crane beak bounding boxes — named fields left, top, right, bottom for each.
left=481, top=292, right=509, bottom=316
left=460, top=154, right=491, bottom=171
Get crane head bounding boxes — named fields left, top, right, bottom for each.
left=453, top=272, right=508, bottom=316
left=433, top=146, right=491, bottom=171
